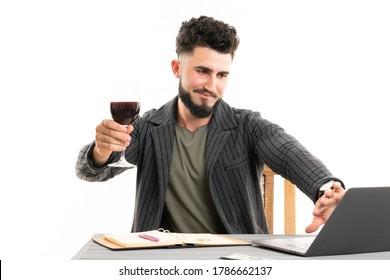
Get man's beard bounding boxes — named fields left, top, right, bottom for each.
left=178, top=82, right=221, bottom=119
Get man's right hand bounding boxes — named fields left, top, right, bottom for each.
left=92, top=119, right=133, bottom=167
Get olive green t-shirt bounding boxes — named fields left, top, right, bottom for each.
left=160, top=124, right=226, bottom=233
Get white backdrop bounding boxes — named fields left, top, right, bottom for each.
left=1, top=0, right=390, bottom=262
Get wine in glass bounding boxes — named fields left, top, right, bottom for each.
left=108, top=86, right=140, bottom=168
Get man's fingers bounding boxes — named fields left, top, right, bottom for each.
left=305, top=217, right=322, bottom=233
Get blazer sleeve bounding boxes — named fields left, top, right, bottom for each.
left=249, top=113, right=343, bottom=202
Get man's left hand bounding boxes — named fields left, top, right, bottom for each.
left=305, top=182, right=345, bottom=233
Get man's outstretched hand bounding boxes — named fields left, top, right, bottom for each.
left=305, top=182, right=345, bottom=233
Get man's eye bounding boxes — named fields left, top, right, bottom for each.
left=197, top=69, right=208, bottom=75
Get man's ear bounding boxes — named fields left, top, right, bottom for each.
left=171, top=59, right=180, bottom=78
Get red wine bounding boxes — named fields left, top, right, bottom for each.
left=110, top=101, right=140, bottom=125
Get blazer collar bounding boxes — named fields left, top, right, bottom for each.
left=148, top=96, right=238, bottom=130
left=148, top=97, right=178, bottom=126
left=210, top=99, right=238, bottom=130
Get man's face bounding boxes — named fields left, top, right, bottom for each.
left=174, top=47, right=232, bottom=118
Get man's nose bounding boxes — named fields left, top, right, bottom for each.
left=204, top=75, right=217, bottom=92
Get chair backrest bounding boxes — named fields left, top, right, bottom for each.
left=261, top=166, right=296, bottom=234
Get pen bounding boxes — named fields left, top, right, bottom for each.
left=138, top=234, right=159, bottom=242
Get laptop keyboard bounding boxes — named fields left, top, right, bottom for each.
left=283, top=236, right=316, bottom=251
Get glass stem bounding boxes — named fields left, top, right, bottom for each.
left=120, top=147, right=126, bottom=161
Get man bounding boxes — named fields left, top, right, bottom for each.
left=76, top=16, right=345, bottom=234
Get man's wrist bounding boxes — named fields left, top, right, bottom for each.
left=317, top=180, right=335, bottom=199
left=91, top=146, right=111, bottom=167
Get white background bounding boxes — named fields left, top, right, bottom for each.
left=1, top=0, right=389, bottom=275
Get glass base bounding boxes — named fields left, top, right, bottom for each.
left=108, top=159, right=136, bottom=169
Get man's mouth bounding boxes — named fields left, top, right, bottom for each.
left=194, top=89, right=216, bottom=98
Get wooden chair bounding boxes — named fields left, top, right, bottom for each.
left=261, top=166, right=296, bottom=234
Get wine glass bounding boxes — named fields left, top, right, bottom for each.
left=108, top=81, right=141, bottom=168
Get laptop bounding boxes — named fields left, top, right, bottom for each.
left=252, top=187, right=390, bottom=256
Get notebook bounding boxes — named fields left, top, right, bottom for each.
left=252, top=186, right=390, bottom=256
left=93, top=228, right=250, bottom=250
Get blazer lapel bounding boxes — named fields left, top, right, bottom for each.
left=148, top=98, right=177, bottom=200
left=151, top=124, right=175, bottom=196
left=206, top=100, right=237, bottom=173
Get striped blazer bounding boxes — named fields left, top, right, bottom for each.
left=76, top=97, right=341, bottom=234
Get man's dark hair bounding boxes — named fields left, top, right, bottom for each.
left=175, top=16, right=240, bottom=58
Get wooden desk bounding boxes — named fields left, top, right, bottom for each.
left=72, top=234, right=390, bottom=260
